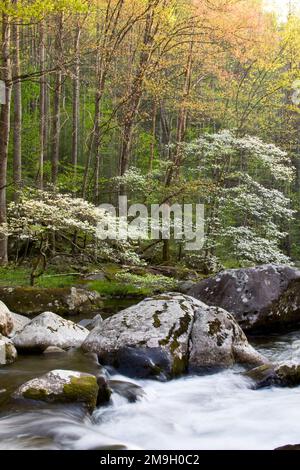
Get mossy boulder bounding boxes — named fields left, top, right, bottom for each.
left=82, top=293, right=202, bottom=379
left=12, top=311, right=89, bottom=352
left=189, top=265, right=300, bottom=332
left=0, top=334, right=17, bottom=365
left=13, top=370, right=99, bottom=411
left=0, top=286, right=103, bottom=317
left=189, top=304, right=267, bottom=372
left=245, top=362, right=300, bottom=389
left=82, top=293, right=266, bottom=379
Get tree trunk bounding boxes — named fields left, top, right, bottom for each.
left=38, top=20, right=46, bottom=189
left=165, top=39, right=193, bottom=186
left=72, top=22, right=81, bottom=187
left=119, top=5, right=157, bottom=176
left=0, top=11, right=12, bottom=265
left=52, top=14, right=64, bottom=186
left=149, top=100, right=157, bottom=172
left=12, top=0, right=22, bottom=201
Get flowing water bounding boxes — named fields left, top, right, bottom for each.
left=1, top=326, right=300, bottom=450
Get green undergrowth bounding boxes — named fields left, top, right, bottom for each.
left=0, top=264, right=178, bottom=298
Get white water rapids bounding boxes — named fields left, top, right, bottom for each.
left=1, top=330, right=300, bottom=450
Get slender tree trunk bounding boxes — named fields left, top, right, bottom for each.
left=72, top=22, right=81, bottom=187
left=52, top=14, right=64, bottom=186
left=149, top=100, right=157, bottom=172
left=12, top=0, right=22, bottom=201
left=165, top=39, right=193, bottom=186
left=38, top=20, right=46, bottom=189
left=119, top=6, right=157, bottom=176
left=0, top=11, right=12, bottom=265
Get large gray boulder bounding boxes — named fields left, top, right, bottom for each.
left=82, top=293, right=266, bottom=379
left=13, top=370, right=99, bottom=411
left=0, top=334, right=17, bottom=365
left=189, top=304, right=266, bottom=371
left=13, top=311, right=89, bottom=352
left=189, top=265, right=300, bottom=331
left=82, top=293, right=200, bottom=379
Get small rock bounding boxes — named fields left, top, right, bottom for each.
left=245, top=361, right=300, bottom=388
left=275, top=444, right=300, bottom=450
left=13, top=311, right=89, bottom=352
left=43, top=346, right=66, bottom=355
left=0, top=300, right=13, bottom=336
left=13, top=370, right=99, bottom=411
left=109, top=379, right=145, bottom=403
left=0, top=334, right=17, bottom=365
left=96, top=375, right=112, bottom=405
left=78, top=314, right=103, bottom=331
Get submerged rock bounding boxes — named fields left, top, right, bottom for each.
left=43, top=346, right=66, bottom=355
left=13, top=370, right=99, bottom=411
left=96, top=375, right=112, bottom=405
left=12, top=311, right=89, bottom=352
left=0, top=286, right=103, bottom=317
left=189, top=304, right=266, bottom=371
left=82, top=293, right=201, bottom=379
left=275, top=444, right=300, bottom=450
left=78, top=314, right=103, bottom=331
left=245, top=362, right=300, bottom=389
left=0, top=300, right=13, bottom=336
left=189, top=265, right=300, bottom=332
left=109, top=379, right=145, bottom=403
left=82, top=293, right=266, bottom=379
left=0, top=334, right=17, bottom=365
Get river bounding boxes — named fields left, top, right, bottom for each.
left=1, top=327, right=300, bottom=450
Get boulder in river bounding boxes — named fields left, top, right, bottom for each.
left=189, top=304, right=266, bottom=372
left=245, top=362, right=300, bottom=389
left=0, top=334, right=17, bottom=365
left=82, top=293, right=201, bottom=379
left=12, top=311, right=89, bottom=352
left=82, top=293, right=266, bottom=379
left=13, top=370, right=99, bottom=411
left=188, top=265, right=300, bottom=332
left=0, top=286, right=103, bottom=317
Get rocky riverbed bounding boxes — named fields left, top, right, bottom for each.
left=2, top=264, right=300, bottom=450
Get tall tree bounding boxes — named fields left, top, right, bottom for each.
left=12, top=0, right=22, bottom=200
left=0, top=8, right=12, bottom=265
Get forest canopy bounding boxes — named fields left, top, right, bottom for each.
left=0, top=0, right=300, bottom=273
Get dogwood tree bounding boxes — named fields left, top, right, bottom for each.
left=182, top=130, right=295, bottom=267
